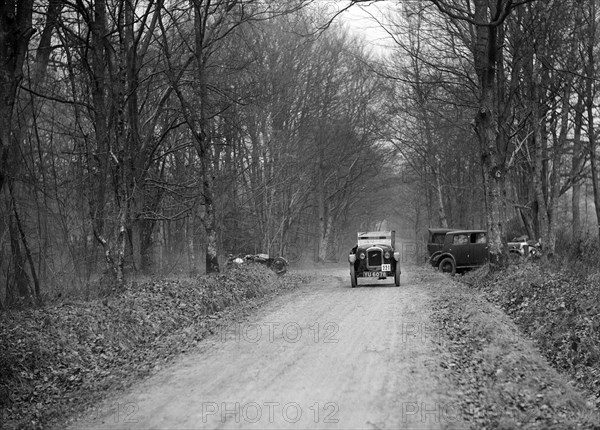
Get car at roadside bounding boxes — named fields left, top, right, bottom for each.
left=508, top=235, right=541, bottom=257
left=430, top=229, right=488, bottom=275
left=508, top=235, right=529, bottom=256
left=348, top=231, right=401, bottom=288
left=228, top=253, right=288, bottom=275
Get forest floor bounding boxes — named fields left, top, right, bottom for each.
left=0, top=265, right=306, bottom=429
left=2, top=263, right=600, bottom=429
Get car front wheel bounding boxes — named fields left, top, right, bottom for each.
left=350, top=265, right=357, bottom=288
left=271, top=257, right=288, bottom=275
left=438, top=258, right=456, bottom=276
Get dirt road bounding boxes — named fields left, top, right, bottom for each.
left=71, top=267, right=465, bottom=429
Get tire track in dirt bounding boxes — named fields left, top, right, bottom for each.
left=69, top=266, right=465, bottom=430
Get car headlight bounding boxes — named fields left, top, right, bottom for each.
left=359, top=252, right=366, bottom=260
left=384, top=251, right=391, bottom=259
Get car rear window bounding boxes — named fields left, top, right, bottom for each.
left=432, top=234, right=446, bottom=244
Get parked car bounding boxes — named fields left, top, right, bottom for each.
left=228, top=253, right=288, bottom=275
left=508, top=235, right=529, bottom=256
left=508, top=235, right=541, bottom=257
left=348, top=231, right=401, bottom=288
left=430, top=229, right=488, bottom=275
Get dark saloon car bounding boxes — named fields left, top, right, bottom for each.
left=348, top=231, right=401, bottom=287
left=429, top=229, right=488, bottom=275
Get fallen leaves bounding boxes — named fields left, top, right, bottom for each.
left=429, top=268, right=600, bottom=429
left=0, top=265, right=309, bottom=429
left=471, top=262, right=600, bottom=411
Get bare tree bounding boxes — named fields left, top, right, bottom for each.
left=1, top=0, right=65, bottom=304
left=405, top=0, right=535, bottom=266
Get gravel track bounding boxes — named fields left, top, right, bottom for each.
left=70, top=265, right=600, bottom=429
left=71, top=267, right=462, bottom=429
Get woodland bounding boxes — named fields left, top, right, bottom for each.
left=2, top=0, right=600, bottom=307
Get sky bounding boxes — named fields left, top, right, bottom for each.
left=337, top=1, right=396, bottom=53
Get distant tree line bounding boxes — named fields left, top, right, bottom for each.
left=0, top=0, right=397, bottom=307
left=3, top=0, right=599, bottom=307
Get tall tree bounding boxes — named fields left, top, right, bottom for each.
left=426, top=0, right=534, bottom=266
left=1, top=0, right=64, bottom=304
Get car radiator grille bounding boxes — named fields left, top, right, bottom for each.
left=368, top=249, right=382, bottom=266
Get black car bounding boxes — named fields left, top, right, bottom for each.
left=429, top=229, right=488, bottom=275
left=348, top=231, right=401, bottom=288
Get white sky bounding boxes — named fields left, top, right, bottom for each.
left=337, top=1, right=396, bottom=53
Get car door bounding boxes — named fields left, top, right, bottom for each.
left=449, top=233, right=470, bottom=267
left=469, top=232, right=488, bottom=266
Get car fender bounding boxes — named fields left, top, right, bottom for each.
left=435, top=253, right=455, bottom=267
left=429, top=251, right=443, bottom=266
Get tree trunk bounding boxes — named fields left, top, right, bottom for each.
left=479, top=144, right=507, bottom=267
left=0, top=0, right=35, bottom=194
left=545, top=87, right=570, bottom=257
left=435, top=163, right=448, bottom=228
left=8, top=180, right=40, bottom=301
left=318, top=212, right=334, bottom=263
left=116, top=208, right=128, bottom=288
left=89, top=0, right=114, bottom=279
left=531, top=63, right=552, bottom=258
left=475, top=72, right=507, bottom=267
left=186, top=215, right=197, bottom=274
left=7, top=216, right=31, bottom=306
left=472, top=2, right=508, bottom=268
left=317, top=176, right=328, bottom=262
left=586, top=105, right=600, bottom=243
left=572, top=97, right=585, bottom=245
left=0, top=1, right=42, bottom=304
left=583, top=0, right=600, bottom=245
left=187, top=4, right=220, bottom=274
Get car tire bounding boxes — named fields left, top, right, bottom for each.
left=438, top=258, right=456, bottom=276
left=271, top=257, right=288, bottom=275
left=350, top=265, right=357, bottom=288
left=394, top=269, right=400, bottom=287
left=509, top=250, right=521, bottom=261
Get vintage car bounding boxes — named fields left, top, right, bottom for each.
left=348, top=231, right=401, bottom=288
left=508, top=235, right=529, bottom=256
left=430, top=229, right=488, bottom=275
left=228, top=253, right=288, bottom=275
left=508, top=235, right=541, bottom=257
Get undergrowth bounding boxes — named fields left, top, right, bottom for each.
left=429, top=274, right=598, bottom=429
left=463, top=255, right=600, bottom=410
left=0, top=264, right=306, bottom=429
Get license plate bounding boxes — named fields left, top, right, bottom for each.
left=362, top=271, right=386, bottom=277
left=381, top=264, right=391, bottom=271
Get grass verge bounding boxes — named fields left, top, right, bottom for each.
left=0, top=264, right=309, bottom=430
left=428, top=269, right=600, bottom=429
left=463, top=261, right=600, bottom=411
